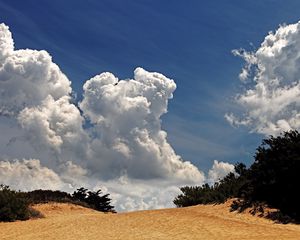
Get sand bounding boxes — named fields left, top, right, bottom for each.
left=1, top=201, right=300, bottom=240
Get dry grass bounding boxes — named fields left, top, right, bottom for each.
left=1, top=201, right=300, bottom=240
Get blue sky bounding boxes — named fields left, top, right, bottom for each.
left=1, top=0, right=300, bottom=172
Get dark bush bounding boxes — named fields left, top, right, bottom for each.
left=174, top=163, right=248, bottom=207
left=241, top=130, right=300, bottom=221
left=0, top=185, right=116, bottom=222
left=0, top=185, right=30, bottom=222
left=24, top=187, right=116, bottom=213
left=72, top=187, right=115, bottom=213
left=174, top=130, right=300, bottom=223
left=26, top=189, right=72, bottom=204
left=72, top=187, right=88, bottom=202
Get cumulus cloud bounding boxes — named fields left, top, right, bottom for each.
left=96, top=176, right=182, bottom=211
left=227, top=21, right=300, bottom=136
left=18, top=95, right=88, bottom=161
left=0, top=24, right=71, bottom=116
left=0, top=23, right=205, bottom=211
left=0, top=23, right=13, bottom=62
left=80, top=68, right=204, bottom=182
left=0, top=159, right=65, bottom=191
left=207, top=160, right=235, bottom=184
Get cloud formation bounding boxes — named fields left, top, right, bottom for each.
left=80, top=68, right=203, bottom=181
left=0, top=23, right=211, bottom=211
left=227, top=21, right=300, bottom=136
left=207, top=160, right=235, bottom=184
left=0, top=27, right=71, bottom=117
left=0, top=159, right=65, bottom=191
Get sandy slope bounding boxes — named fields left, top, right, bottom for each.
left=1, top=202, right=300, bottom=240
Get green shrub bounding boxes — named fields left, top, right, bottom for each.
left=26, top=189, right=72, bottom=204
left=241, top=130, right=300, bottom=221
left=0, top=185, right=116, bottom=222
left=72, top=187, right=116, bottom=213
left=0, top=185, right=30, bottom=222
left=174, top=130, right=300, bottom=223
left=174, top=163, right=247, bottom=207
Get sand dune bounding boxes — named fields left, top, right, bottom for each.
left=1, top=201, right=300, bottom=240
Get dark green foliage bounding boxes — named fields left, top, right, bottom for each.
left=174, top=163, right=247, bottom=207
left=72, top=188, right=115, bottom=213
left=24, top=188, right=115, bottom=213
left=174, top=130, right=300, bottom=222
left=26, top=189, right=72, bottom=204
left=72, top=187, right=88, bottom=202
left=24, top=187, right=116, bottom=213
left=0, top=185, right=30, bottom=222
left=0, top=185, right=116, bottom=222
left=242, top=130, right=300, bottom=220
left=174, top=184, right=212, bottom=207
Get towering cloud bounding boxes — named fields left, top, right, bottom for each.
left=0, top=24, right=71, bottom=117
left=0, top=23, right=206, bottom=210
left=226, top=21, right=300, bottom=136
left=80, top=68, right=203, bottom=181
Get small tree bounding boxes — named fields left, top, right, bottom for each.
left=72, top=187, right=115, bottom=213
left=86, top=190, right=115, bottom=212
left=72, top=187, right=88, bottom=202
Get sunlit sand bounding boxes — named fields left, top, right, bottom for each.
left=1, top=201, right=300, bottom=240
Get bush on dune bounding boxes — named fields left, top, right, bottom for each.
left=174, top=130, right=300, bottom=223
left=240, top=130, right=300, bottom=221
left=0, top=185, right=116, bottom=222
left=26, top=189, right=73, bottom=204
left=72, top=187, right=116, bottom=213
left=0, top=184, right=30, bottom=222
left=174, top=163, right=247, bottom=207
left=25, top=187, right=116, bottom=213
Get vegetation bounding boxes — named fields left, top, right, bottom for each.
left=174, top=130, right=300, bottom=222
left=27, top=189, right=73, bottom=204
left=0, top=184, right=30, bottom=222
left=174, top=163, right=247, bottom=207
left=240, top=130, right=300, bottom=221
left=72, top=187, right=115, bottom=213
left=0, top=185, right=115, bottom=222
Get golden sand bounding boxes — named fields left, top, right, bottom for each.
left=1, top=201, right=300, bottom=240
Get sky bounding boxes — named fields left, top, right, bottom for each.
left=1, top=0, right=300, bottom=211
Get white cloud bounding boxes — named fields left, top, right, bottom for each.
left=18, top=95, right=88, bottom=158
left=227, top=21, right=300, bottom=136
left=0, top=23, right=14, bottom=62
left=80, top=68, right=204, bottom=182
left=232, top=48, right=257, bottom=82
left=0, top=24, right=71, bottom=116
left=0, top=159, right=65, bottom=191
left=0, top=23, right=205, bottom=211
left=95, top=176, right=182, bottom=211
left=208, top=160, right=235, bottom=184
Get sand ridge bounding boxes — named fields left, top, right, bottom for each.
left=1, top=201, right=300, bottom=240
